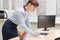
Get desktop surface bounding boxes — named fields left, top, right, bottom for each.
left=25, top=29, right=60, bottom=40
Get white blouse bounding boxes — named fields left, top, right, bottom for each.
left=8, top=7, right=34, bottom=36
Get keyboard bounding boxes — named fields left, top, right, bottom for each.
left=40, top=33, right=49, bottom=35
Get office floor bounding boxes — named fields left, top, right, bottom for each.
left=0, top=21, right=60, bottom=40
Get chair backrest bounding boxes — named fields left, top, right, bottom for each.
left=0, top=10, right=7, bottom=19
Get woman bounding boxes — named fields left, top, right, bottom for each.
left=2, top=0, right=39, bottom=40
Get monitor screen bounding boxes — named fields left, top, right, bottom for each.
left=38, top=15, right=55, bottom=28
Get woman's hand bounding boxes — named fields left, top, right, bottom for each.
left=18, top=32, right=24, bottom=37
left=18, top=32, right=26, bottom=40
left=34, top=32, right=40, bottom=37
left=18, top=32, right=24, bottom=40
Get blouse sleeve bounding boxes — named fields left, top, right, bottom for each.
left=16, top=11, right=34, bottom=36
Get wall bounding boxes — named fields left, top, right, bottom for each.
left=46, top=0, right=56, bottom=15
left=12, top=0, right=24, bottom=9
left=57, top=0, right=60, bottom=16
left=37, top=0, right=46, bottom=15
left=56, top=0, right=60, bottom=24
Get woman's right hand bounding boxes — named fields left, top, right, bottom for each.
left=18, top=32, right=24, bottom=37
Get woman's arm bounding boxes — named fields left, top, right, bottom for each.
left=16, top=11, right=34, bottom=36
left=25, top=18, right=32, bottom=30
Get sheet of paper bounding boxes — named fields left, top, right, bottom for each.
left=26, top=34, right=46, bottom=38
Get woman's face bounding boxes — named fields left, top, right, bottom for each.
left=29, top=5, right=36, bottom=11
left=27, top=3, right=37, bottom=11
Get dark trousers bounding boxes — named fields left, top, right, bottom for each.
left=2, top=19, right=18, bottom=40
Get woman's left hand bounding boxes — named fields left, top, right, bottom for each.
left=34, top=32, right=40, bottom=37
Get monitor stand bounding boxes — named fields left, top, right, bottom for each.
left=43, top=27, right=49, bottom=31
left=40, top=27, right=49, bottom=35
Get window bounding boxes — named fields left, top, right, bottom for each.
left=0, top=0, right=1, bottom=9
left=37, top=0, right=47, bottom=15
left=56, top=0, right=60, bottom=16
left=12, top=0, right=24, bottom=10
left=3, top=0, right=9, bottom=9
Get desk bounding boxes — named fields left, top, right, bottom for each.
left=25, top=29, right=60, bottom=40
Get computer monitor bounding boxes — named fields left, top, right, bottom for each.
left=38, top=15, right=55, bottom=31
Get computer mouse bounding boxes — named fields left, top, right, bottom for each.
left=55, top=37, right=60, bottom=40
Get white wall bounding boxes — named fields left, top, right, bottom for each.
left=0, top=0, right=1, bottom=9
left=9, top=0, right=12, bottom=10
left=12, top=0, right=23, bottom=9
left=46, top=0, right=56, bottom=15
left=0, top=0, right=3, bottom=9
left=37, top=0, right=46, bottom=15
left=57, top=0, right=60, bottom=16
left=56, top=0, right=60, bottom=24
